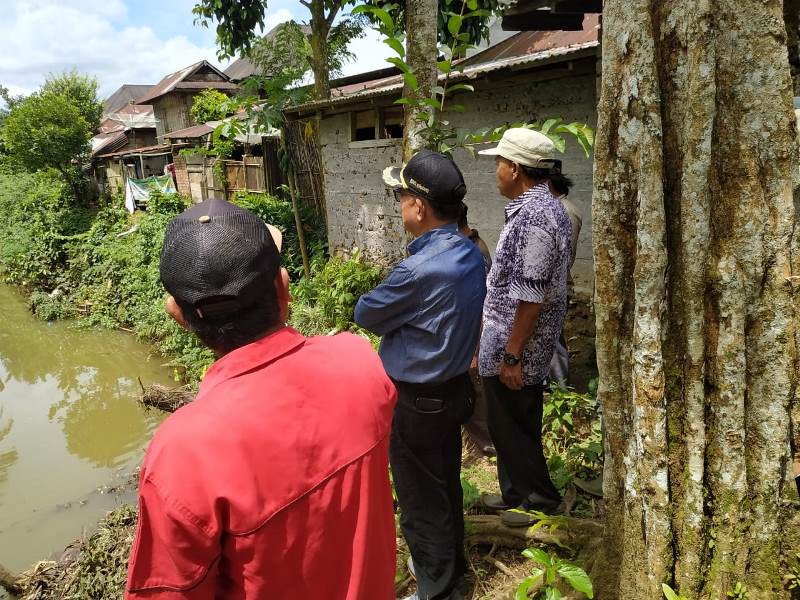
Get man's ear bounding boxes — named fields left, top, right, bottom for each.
left=165, top=295, right=190, bottom=331
left=415, top=197, right=426, bottom=222
left=275, top=267, right=291, bottom=323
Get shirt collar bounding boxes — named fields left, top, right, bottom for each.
left=198, top=326, right=306, bottom=398
left=407, top=222, right=459, bottom=255
left=504, top=183, right=549, bottom=222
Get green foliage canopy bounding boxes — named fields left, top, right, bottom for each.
left=190, top=88, right=232, bottom=125
left=246, top=18, right=364, bottom=85
left=42, top=71, right=103, bottom=131
left=1, top=72, right=101, bottom=176
left=2, top=92, right=92, bottom=175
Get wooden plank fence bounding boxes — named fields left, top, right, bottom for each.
left=177, top=139, right=284, bottom=203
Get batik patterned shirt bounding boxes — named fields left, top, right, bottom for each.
left=479, top=183, right=572, bottom=386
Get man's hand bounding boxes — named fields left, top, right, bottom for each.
left=499, top=361, right=524, bottom=390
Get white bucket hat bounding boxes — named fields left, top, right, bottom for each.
left=478, top=128, right=561, bottom=173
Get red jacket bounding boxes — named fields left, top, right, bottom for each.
left=126, top=327, right=397, bottom=599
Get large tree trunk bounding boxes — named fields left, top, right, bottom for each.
left=592, top=1, right=799, bottom=598
left=402, top=0, right=438, bottom=159
left=786, top=0, right=800, bottom=94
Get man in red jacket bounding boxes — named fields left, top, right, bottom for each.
left=126, top=198, right=397, bottom=599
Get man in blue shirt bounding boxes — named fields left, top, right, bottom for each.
left=355, top=150, right=486, bottom=600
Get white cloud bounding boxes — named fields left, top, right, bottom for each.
left=340, top=28, right=396, bottom=77
left=264, top=8, right=295, bottom=33
left=0, top=0, right=225, bottom=101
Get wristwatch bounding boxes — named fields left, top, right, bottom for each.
left=503, top=352, right=521, bottom=366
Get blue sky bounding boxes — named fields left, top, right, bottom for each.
left=0, top=0, right=391, bottom=102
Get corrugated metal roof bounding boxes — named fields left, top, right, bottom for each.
left=290, top=39, right=598, bottom=112
left=96, top=143, right=174, bottom=158
left=98, top=104, right=157, bottom=133
left=92, top=105, right=158, bottom=156
left=462, top=14, right=598, bottom=64
left=163, top=123, right=214, bottom=139
left=225, top=56, right=259, bottom=83
left=91, top=131, right=128, bottom=155
left=173, top=81, right=239, bottom=92
left=103, top=84, right=153, bottom=116
left=136, top=61, right=233, bottom=104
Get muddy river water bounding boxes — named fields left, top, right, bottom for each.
left=0, top=285, right=172, bottom=575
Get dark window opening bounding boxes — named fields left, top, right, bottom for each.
left=382, top=106, right=404, bottom=139
left=352, top=110, right=377, bottom=141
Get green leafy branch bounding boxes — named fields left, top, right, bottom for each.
left=516, top=547, right=594, bottom=600
left=463, top=118, right=594, bottom=158
left=353, top=0, right=488, bottom=155
left=353, top=2, right=593, bottom=159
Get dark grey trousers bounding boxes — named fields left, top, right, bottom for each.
left=483, top=376, right=562, bottom=511
left=390, top=374, right=472, bottom=600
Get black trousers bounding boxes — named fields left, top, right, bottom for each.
left=482, top=376, right=561, bottom=510
left=390, top=374, right=473, bottom=600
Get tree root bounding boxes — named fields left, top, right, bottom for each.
left=464, top=514, right=603, bottom=551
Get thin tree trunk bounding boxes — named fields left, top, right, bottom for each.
left=593, top=1, right=798, bottom=598
left=309, top=0, right=332, bottom=100
left=403, top=0, right=438, bottom=160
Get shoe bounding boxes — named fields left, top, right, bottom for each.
left=574, top=474, right=604, bottom=498
left=407, top=556, right=416, bottom=580
left=500, top=501, right=564, bottom=528
left=479, top=493, right=510, bottom=511
left=500, top=509, right=537, bottom=527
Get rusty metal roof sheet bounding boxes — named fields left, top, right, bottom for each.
left=103, top=84, right=154, bottom=116
left=163, top=123, right=214, bottom=140
left=173, top=81, right=239, bottom=92
left=96, top=143, right=174, bottom=158
left=225, top=56, right=259, bottom=83
left=290, top=38, right=598, bottom=112
left=462, top=13, right=598, bottom=64
left=91, top=131, right=128, bottom=156
left=136, top=61, right=233, bottom=104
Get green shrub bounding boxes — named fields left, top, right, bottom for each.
left=232, top=190, right=327, bottom=281
left=291, top=250, right=384, bottom=332
left=0, top=170, right=381, bottom=383
left=0, top=169, right=93, bottom=289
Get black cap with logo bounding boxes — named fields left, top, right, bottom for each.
left=159, top=198, right=282, bottom=321
left=382, top=149, right=467, bottom=205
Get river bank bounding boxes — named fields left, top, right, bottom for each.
left=0, top=284, right=173, bottom=576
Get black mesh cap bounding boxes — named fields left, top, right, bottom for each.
left=382, top=149, right=467, bottom=205
left=160, top=198, right=281, bottom=321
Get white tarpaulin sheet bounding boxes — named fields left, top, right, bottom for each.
left=124, top=175, right=177, bottom=213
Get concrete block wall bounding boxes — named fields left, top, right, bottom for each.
left=318, top=67, right=597, bottom=296
left=318, top=114, right=407, bottom=263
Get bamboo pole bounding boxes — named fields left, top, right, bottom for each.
left=288, top=165, right=311, bottom=278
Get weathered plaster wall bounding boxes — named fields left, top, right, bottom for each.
left=318, top=66, right=598, bottom=296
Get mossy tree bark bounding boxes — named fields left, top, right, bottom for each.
left=785, top=0, right=800, bottom=93
left=403, top=0, right=438, bottom=160
left=592, top=1, right=799, bottom=598
left=307, top=0, right=335, bottom=101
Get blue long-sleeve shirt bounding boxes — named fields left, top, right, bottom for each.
left=354, top=222, right=487, bottom=384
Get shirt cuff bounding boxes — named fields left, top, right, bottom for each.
left=509, top=278, right=546, bottom=303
